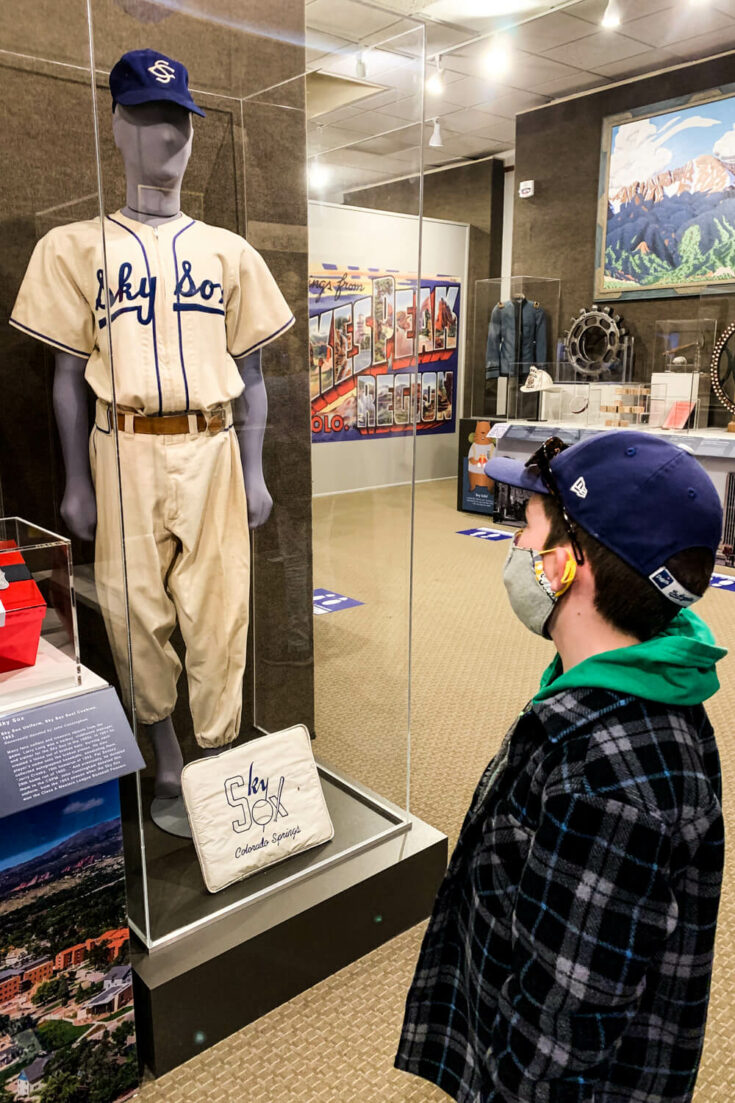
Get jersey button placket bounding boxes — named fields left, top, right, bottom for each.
left=152, top=224, right=178, bottom=414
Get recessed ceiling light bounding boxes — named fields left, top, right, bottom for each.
left=426, top=56, right=444, bottom=96
left=309, top=160, right=331, bottom=189
left=601, top=0, right=621, bottom=28
left=483, top=37, right=512, bottom=76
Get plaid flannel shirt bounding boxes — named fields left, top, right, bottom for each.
left=396, top=688, right=724, bottom=1103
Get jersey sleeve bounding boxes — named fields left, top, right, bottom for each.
left=226, top=241, right=295, bottom=359
left=9, top=229, right=95, bottom=358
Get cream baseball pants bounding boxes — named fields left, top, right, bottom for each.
left=90, top=401, right=250, bottom=748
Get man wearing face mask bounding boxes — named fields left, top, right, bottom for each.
left=396, top=431, right=726, bottom=1103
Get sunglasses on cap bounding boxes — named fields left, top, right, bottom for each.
left=525, top=436, right=585, bottom=566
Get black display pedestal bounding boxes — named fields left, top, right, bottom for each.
left=130, top=795, right=446, bottom=1077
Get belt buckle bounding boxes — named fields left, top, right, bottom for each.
left=205, top=405, right=226, bottom=434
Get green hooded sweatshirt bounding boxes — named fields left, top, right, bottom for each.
left=533, top=608, right=727, bottom=708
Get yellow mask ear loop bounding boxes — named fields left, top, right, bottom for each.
left=555, top=553, right=577, bottom=596
left=538, top=547, right=577, bottom=596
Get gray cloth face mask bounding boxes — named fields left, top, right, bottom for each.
left=502, top=541, right=562, bottom=639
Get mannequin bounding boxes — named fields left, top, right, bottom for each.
left=12, top=52, right=294, bottom=836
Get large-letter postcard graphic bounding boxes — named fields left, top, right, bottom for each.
left=309, top=264, right=460, bottom=442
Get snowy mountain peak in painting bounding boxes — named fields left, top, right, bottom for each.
left=609, top=155, right=735, bottom=213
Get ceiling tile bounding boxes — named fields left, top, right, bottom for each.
left=424, top=148, right=466, bottom=166
left=532, top=71, right=608, bottom=97
left=498, top=49, right=588, bottom=87
left=310, top=102, right=363, bottom=124
left=310, top=124, right=366, bottom=152
left=425, top=21, right=478, bottom=54
left=667, top=28, right=735, bottom=58
left=390, top=93, right=461, bottom=119
left=306, top=0, right=403, bottom=40
left=431, top=74, right=499, bottom=107
left=439, top=107, right=516, bottom=139
left=440, top=40, right=589, bottom=88
left=389, top=144, right=432, bottom=163
left=338, top=109, right=408, bottom=134
left=485, top=88, right=550, bottom=118
left=511, top=10, right=606, bottom=51
left=358, top=18, right=418, bottom=47
left=440, top=133, right=503, bottom=157
left=352, top=132, right=421, bottom=156
left=306, top=31, right=353, bottom=65
left=590, top=46, right=682, bottom=79
left=346, top=87, right=405, bottom=111
left=360, top=0, right=425, bottom=16
left=316, top=44, right=420, bottom=86
left=544, top=30, right=651, bottom=68
left=324, top=147, right=403, bottom=171
left=418, top=0, right=568, bottom=37
left=622, top=5, right=735, bottom=47
left=569, top=0, right=673, bottom=24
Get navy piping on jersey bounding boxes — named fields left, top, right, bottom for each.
left=232, top=314, right=295, bottom=359
left=171, top=219, right=196, bottom=412
left=9, top=318, right=90, bottom=359
left=175, top=304, right=226, bottom=315
left=106, top=215, right=163, bottom=416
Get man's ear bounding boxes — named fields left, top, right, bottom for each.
left=543, top=544, right=576, bottom=594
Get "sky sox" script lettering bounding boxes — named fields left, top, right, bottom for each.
left=224, top=762, right=289, bottom=834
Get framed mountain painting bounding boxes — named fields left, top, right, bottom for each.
left=596, top=83, right=735, bottom=300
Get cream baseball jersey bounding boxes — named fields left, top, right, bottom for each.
left=10, top=210, right=295, bottom=415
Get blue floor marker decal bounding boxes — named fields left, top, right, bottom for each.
left=710, top=572, right=735, bottom=594
left=457, top=527, right=514, bottom=542
left=313, top=588, right=365, bottom=615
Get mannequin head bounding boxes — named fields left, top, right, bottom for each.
left=113, top=101, right=193, bottom=213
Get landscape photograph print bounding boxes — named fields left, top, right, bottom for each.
left=597, top=84, right=735, bottom=299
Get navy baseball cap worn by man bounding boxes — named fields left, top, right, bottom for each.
left=396, top=431, right=726, bottom=1103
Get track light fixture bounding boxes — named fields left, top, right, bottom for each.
left=356, top=50, right=367, bottom=79
left=428, top=118, right=443, bottom=149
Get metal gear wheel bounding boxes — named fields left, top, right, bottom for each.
left=710, top=322, right=735, bottom=417
left=564, top=305, right=628, bottom=378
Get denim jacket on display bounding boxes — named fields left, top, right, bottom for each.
left=485, top=298, right=548, bottom=380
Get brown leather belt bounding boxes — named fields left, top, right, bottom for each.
left=115, top=411, right=226, bottom=435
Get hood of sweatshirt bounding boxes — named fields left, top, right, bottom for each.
left=533, top=608, right=726, bottom=707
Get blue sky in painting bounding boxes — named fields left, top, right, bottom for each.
left=610, top=92, right=735, bottom=193
left=0, top=778, right=120, bottom=872
left=646, top=98, right=735, bottom=168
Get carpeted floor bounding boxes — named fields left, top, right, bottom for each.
left=136, top=478, right=735, bottom=1102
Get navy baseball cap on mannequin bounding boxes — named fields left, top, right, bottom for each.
left=109, top=49, right=205, bottom=117
left=486, top=431, right=722, bottom=607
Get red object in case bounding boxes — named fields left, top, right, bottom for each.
left=0, top=540, right=47, bottom=673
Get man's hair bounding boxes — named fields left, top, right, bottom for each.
left=541, top=495, right=714, bottom=641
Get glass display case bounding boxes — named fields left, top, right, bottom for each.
left=471, top=276, right=561, bottom=419
left=696, top=289, right=735, bottom=431
left=538, top=375, right=650, bottom=429
left=0, top=0, right=431, bottom=987
left=648, top=319, right=716, bottom=431
left=0, top=517, right=80, bottom=712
